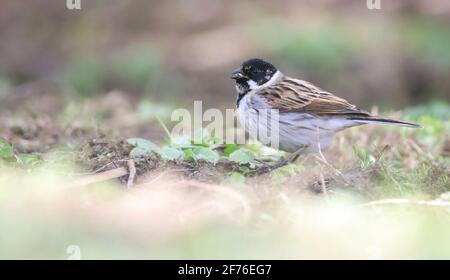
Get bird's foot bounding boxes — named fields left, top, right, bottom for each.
left=255, top=146, right=307, bottom=175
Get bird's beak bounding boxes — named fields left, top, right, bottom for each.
left=231, top=68, right=245, bottom=80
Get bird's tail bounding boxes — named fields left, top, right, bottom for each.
left=348, top=116, right=421, bottom=128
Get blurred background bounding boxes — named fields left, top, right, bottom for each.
left=1, top=0, right=449, bottom=153
left=1, top=0, right=449, bottom=109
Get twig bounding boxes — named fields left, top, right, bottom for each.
left=69, top=160, right=129, bottom=176
left=407, top=139, right=435, bottom=162
left=314, top=154, right=350, bottom=185
left=141, top=168, right=190, bottom=186
left=357, top=198, right=450, bottom=208
left=127, top=159, right=136, bottom=188
left=320, top=173, right=330, bottom=202
left=375, top=145, right=389, bottom=163
left=67, top=167, right=128, bottom=188
left=155, top=115, right=173, bottom=142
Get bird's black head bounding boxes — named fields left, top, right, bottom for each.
left=231, top=58, right=278, bottom=96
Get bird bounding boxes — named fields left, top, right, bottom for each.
left=231, top=58, right=420, bottom=172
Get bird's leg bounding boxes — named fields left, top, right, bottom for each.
left=313, top=141, right=350, bottom=185
left=256, top=145, right=307, bottom=175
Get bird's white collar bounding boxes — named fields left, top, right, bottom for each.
left=247, top=70, right=283, bottom=91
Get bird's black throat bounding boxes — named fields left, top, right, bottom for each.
left=235, top=78, right=250, bottom=107
left=236, top=92, right=246, bottom=107
left=232, top=58, right=278, bottom=108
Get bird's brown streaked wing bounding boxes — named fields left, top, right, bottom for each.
left=256, top=78, right=370, bottom=117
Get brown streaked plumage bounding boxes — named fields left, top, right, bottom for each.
left=231, top=58, right=420, bottom=172
left=253, top=74, right=421, bottom=127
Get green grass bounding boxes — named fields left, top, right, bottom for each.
left=0, top=102, right=449, bottom=259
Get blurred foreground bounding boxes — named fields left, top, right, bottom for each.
left=0, top=101, right=449, bottom=259
left=1, top=161, right=449, bottom=259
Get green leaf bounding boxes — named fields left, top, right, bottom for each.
left=127, top=138, right=160, bottom=158
left=183, top=148, right=194, bottom=160
left=238, top=166, right=254, bottom=175
left=160, top=147, right=184, bottom=160
left=226, top=172, right=246, bottom=185
left=223, top=144, right=239, bottom=156
left=271, top=164, right=303, bottom=185
left=191, top=147, right=220, bottom=163
left=276, top=164, right=303, bottom=175
left=128, top=138, right=161, bottom=158
left=170, top=135, right=193, bottom=148
left=229, top=149, right=255, bottom=164
left=0, top=138, right=14, bottom=158
left=127, top=138, right=159, bottom=150
left=16, top=153, right=40, bottom=166
left=130, top=147, right=153, bottom=158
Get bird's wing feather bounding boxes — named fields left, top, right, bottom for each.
left=255, top=77, right=370, bottom=117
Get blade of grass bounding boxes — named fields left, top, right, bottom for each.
left=155, top=115, right=172, bottom=142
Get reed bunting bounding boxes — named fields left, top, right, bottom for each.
left=231, top=58, right=420, bottom=171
